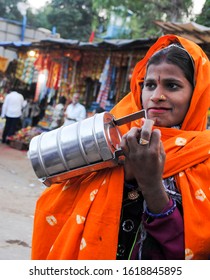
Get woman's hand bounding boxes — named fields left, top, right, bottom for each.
left=120, top=119, right=169, bottom=213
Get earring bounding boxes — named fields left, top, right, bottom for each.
left=160, top=95, right=166, bottom=100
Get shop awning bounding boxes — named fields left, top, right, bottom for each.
left=154, top=20, right=210, bottom=44
left=0, top=37, right=157, bottom=52
left=1, top=21, right=210, bottom=54
left=0, top=41, right=32, bottom=47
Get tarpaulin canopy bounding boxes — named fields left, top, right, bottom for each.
left=0, top=41, right=32, bottom=47
left=0, top=38, right=157, bottom=52
left=154, top=20, right=210, bottom=44
left=1, top=21, right=210, bottom=55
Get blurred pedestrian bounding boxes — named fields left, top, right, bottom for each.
left=1, top=89, right=24, bottom=143
left=63, top=93, right=86, bottom=126
left=22, top=98, right=41, bottom=128
left=93, top=106, right=105, bottom=114
left=31, top=101, right=41, bottom=127
left=50, top=96, right=67, bottom=129
left=38, top=96, right=47, bottom=121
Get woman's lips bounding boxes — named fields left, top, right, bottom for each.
left=148, top=107, right=171, bottom=114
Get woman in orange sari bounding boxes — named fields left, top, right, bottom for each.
left=31, top=34, right=210, bottom=260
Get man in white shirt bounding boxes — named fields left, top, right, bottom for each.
left=63, top=93, right=86, bottom=126
left=1, top=89, right=24, bottom=143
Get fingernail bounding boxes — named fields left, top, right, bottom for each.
left=142, top=119, right=154, bottom=130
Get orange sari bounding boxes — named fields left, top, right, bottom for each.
left=32, top=34, right=210, bottom=260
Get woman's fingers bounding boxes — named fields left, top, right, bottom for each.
left=139, top=119, right=154, bottom=145
left=120, top=120, right=164, bottom=157
left=150, top=129, right=166, bottom=165
left=120, top=127, right=140, bottom=155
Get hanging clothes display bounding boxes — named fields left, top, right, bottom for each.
left=34, top=54, right=51, bottom=102
left=108, top=66, right=117, bottom=100
left=0, top=56, right=9, bottom=72
left=3, top=41, right=155, bottom=115
left=96, top=56, right=112, bottom=109
left=21, top=56, right=37, bottom=85
left=34, top=69, right=49, bottom=102
left=15, top=55, right=25, bottom=80
left=80, top=52, right=106, bottom=107
left=46, top=60, right=62, bottom=101
left=57, top=57, right=70, bottom=100
left=46, top=60, right=61, bottom=90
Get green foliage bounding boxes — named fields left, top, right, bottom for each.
left=1, top=0, right=209, bottom=40
left=92, top=0, right=194, bottom=39
left=0, top=0, right=27, bottom=21
left=45, top=0, right=93, bottom=40
left=196, top=0, right=210, bottom=27
left=0, top=0, right=93, bottom=40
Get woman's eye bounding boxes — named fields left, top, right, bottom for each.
left=166, top=83, right=178, bottom=90
left=144, top=82, right=156, bottom=90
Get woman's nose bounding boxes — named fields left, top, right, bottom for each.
left=150, top=87, right=166, bottom=102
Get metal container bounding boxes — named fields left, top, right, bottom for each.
left=29, top=110, right=146, bottom=186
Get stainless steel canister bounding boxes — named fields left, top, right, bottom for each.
left=29, top=109, right=146, bottom=186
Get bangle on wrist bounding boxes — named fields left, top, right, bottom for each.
left=145, top=198, right=177, bottom=218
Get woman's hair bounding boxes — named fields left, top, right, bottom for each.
left=146, top=43, right=195, bottom=88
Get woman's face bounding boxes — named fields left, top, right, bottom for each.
left=142, top=62, right=193, bottom=127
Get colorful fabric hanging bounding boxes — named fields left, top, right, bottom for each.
left=21, top=57, right=37, bottom=85
left=96, top=56, right=112, bottom=109
left=34, top=54, right=52, bottom=101
left=34, top=54, right=51, bottom=72
left=15, top=57, right=25, bottom=80
left=34, top=69, right=49, bottom=102
left=46, top=61, right=61, bottom=90
left=108, top=66, right=117, bottom=100
left=0, top=56, right=9, bottom=72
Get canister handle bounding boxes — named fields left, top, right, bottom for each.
left=113, top=109, right=147, bottom=126
left=112, top=109, right=147, bottom=160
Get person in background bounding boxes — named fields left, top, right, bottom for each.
left=1, top=88, right=24, bottom=143
left=38, top=96, right=48, bottom=122
left=93, top=106, right=105, bottom=114
left=31, top=34, right=210, bottom=260
left=50, top=96, right=67, bottom=130
left=31, top=101, right=41, bottom=127
left=63, top=93, right=86, bottom=126
left=22, top=98, right=40, bottom=128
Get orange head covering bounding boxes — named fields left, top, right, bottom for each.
left=32, top=34, right=210, bottom=260
left=111, top=34, right=210, bottom=132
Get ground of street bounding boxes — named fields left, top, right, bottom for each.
left=0, top=142, right=44, bottom=260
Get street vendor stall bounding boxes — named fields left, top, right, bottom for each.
left=0, top=38, right=155, bottom=115
left=8, top=126, right=43, bottom=151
